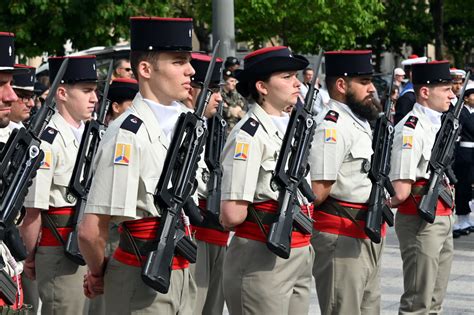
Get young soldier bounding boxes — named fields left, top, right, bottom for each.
left=183, top=53, right=227, bottom=315
left=220, top=46, right=313, bottom=315
left=20, top=55, right=98, bottom=315
left=389, top=61, right=455, bottom=314
left=78, top=17, right=197, bottom=314
left=309, top=51, right=383, bottom=315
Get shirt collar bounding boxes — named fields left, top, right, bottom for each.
left=51, top=112, right=81, bottom=147
left=464, top=104, right=474, bottom=114
left=8, top=121, right=23, bottom=130
left=142, top=95, right=183, bottom=143
left=330, top=99, right=372, bottom=134
left=413, top=103, right=442, bottom=127
left=251, top=103, right=284, bottom=139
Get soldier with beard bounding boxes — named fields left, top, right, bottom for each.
left=308, top=50, right=384, bottom=315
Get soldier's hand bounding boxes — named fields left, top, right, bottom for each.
left=23, top=259, right=36, bottom=280
left=83, top=270, right=104, bottom=298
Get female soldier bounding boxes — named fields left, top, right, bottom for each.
left=220, top=46, right=314, bottom=315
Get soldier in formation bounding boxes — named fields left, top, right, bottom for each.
left=0, top=14, right=465, bottom=315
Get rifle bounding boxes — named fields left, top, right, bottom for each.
left=203, top=99, right=227, bottom=223
left=141, top=42, right=220, bottom=293
left=418, top=71, right=471, bottom=223
left=365, top=71, right=396, bottom=243
left=266, top=50, right=323, bottom=259
left=0, top=58, right=69, bottom=261
left=62, top=61, right=114, bottom=265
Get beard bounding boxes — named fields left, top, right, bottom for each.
left=346, top=90, right=381, bottom=121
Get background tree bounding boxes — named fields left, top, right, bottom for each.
left=444, top=0, right=474, bottom=67
left=234, top=0, right=384, bottom=53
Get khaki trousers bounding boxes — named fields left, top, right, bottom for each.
left=311, top=231, right=384, bottom=315
left=35, top=246, right=87, bottom=315
left=104, top=257, right=196, bottom=315
left=395, top=213, right=454, bottom=315
left=189, top=240, right=225, bottom=315
left=223, top=236, right=314, bottom=315
left=21, top=276, right=39, bottom=314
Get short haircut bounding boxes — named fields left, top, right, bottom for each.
left=129, top=51, right=160, bottom=80
left=303, top=68, right=313, bottom=75
left=325, top=76, right=353, bottom=98
left=413, top=82, right=451, bottom=97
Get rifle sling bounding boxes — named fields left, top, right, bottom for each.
left=247, top=205, right=268, bottom=238
left=121, top=223, right=144, bottom=265
left=41, top=213, right=66, bottom=247
left=317, top=198, right=366, bottom=231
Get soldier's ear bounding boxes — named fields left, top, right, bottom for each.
left=419, top=86, right=430, bottom=100
left=137, top=60, right=152, bottom=80
left=255, top=80, right=268, bottom=96
left=56, top=85, right=67, bottom=102
left=334, top=77, right=347, bottom=95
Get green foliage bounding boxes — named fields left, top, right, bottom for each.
left=235, top=0, right=384, bottom=53
left=444, top=0, right=474, bottom=67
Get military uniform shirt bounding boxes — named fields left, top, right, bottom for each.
left=0, top=126, right=11, bottom=143
left=389, top=103, right=441, bottom=182
left=24, top=112, right=81, bottom=210
left=85, top=94, right=188, bottom=223
left=309, top=99, right=373, bottom=203
left=221, top=103, right=284, bottom=202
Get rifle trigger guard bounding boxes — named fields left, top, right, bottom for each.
left=29, top=145, right=40, bottom=159
left=388, top=125, right=394, bottom=134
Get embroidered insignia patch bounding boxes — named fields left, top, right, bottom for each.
left=324, top=110, right=339, bottom=123
left=114, top=143, right=131, bottom=165
left=404, top=116, right=418, bottom=129
left=40, top=151, right=52, bottom=169
left=234, top=142, right=249, bottom=160
left=402, top=135, right=413, bottom=149
left=324, top=129, right=337, bottom=143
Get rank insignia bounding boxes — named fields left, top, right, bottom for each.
left=40, top=151, right=52, bottom=169
left=404, top=116, right=418, bottom=129
left=324, top=128, right=337, bottom=143
left=234, top=142, right=249, bottom=160
left=114, top=143, right=131, bottom=165
left=324, top=110, right=339, bottom=123
left=402, top=136, right=413, bottom=149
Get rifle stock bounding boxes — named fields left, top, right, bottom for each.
left=267, top=50, right=323, bottom=258
left=142, top=42, right=220, bottom=293
left=365, top=70, right=396, bottom=243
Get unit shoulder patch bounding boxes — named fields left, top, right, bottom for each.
left=40, top=127, right=58, bottom=144
left=234, top=142, right=250, bottom=161
left=324, top=110, right=339, bottom=123
left=241, top=118, right=259, bottom=137
left=404, top=116, right=418, bottom=129
left=402, top=135, right=413, bottom=149
left=120, top=114, right=143, bottom=134
left=40, top=150, right=52, bottom=169
left=324, top=128, right=337, bottom=144
left=114, top=143, right=131, bottom=165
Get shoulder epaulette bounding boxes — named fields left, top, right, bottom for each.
left=324, top=110, right=339, bottom=123
left=120, top=114, right=143, bottom=134
left=404, top=116, right=418, bottom=129
left=241, top=118, right=259, bottom=137
left=40, top=127, right=58, bottom=144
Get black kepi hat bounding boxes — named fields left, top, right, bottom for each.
left=12, top=64, right=35, bottom=91
left=130, top=17, right=193, bottom=52
left=108, top=78, right=139, bottom=103
left=191, top=53, right=223, bottom=86
left=224, top=56, right=240, bottom=69
left=48, top=55, right=97, bottom=84
left=223, top=69, right=236, bottom=79
left=236, top=46, right=308, bottom=97
left=412, top=61, right=451, bottom=85
left=325, top=50, right=373, bottom=77
left=0, top=32, right=29, bottom=74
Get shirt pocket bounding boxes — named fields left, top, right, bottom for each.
left=53, top=173, right=71, bottom=187
left=349, top=143, right=373, bottom=174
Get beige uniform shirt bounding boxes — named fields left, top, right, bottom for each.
left=24, top=112, right=81, bottom=210
left=309, top=99, right=373, bottom=203
left=221, top=104, right=285, bottom=203
left=389, top=103, right=442, bottom=181
left=0, top=126, right=11, bottom=143
left=85, top=94, right=188, bottom=223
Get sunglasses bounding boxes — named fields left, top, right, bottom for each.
left=120, top=67, right=132, bottom=72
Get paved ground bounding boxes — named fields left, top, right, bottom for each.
left=224, top=218, right=474, bottom=314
